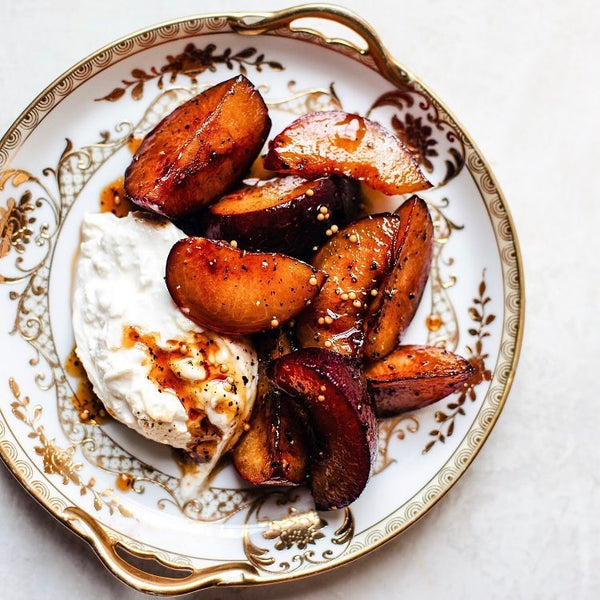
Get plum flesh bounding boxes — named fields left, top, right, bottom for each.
left=264, top=110, right=430, bottom=196
left=125, top=75, right=270, bottom=218
left=269, top=348, right=377, bottom=510
left=201, top=175, right=359, bottom=258
left=166, top=237, right=327, bottom=335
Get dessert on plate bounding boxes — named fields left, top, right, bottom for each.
left=72, top=211, right=258, bottom=496
left=72, top=75, right=473, bottom=510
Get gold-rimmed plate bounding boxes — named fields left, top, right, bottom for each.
left=0, top=5, right=523, bottom=595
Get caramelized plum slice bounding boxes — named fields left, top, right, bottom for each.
left=366, top=345, right=474, bottom=416
left=233, top=328, right=309, bottom=485
left=125, top=75, right=271, bottom=218
left=364, top=196, right=434, bottom=360
left=264, top=111, right=431, bottom=195
left=232, top=388, right=309, bottom=486
left=201, top=175, right=359, bottom=257
left=269, top=348, right=377, bottom=510
left=166, top=238, right=327, bottom=335
left=296, top=213, right=402, bottom=357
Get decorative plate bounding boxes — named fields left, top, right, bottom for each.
left=0, top=5, right=523, bottom=595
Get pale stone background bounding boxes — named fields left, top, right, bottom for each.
left=0, top=1, right=598, bottom=598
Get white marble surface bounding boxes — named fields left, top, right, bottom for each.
left=1, top=1, right=598, bottom=598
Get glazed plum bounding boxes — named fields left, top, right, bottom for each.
left=296, top=214, right=402, bottom=358
left=201, top=175, right=359, bottom=257
left=364, top=196, right=434, bottom=360
left=264, top=111, right=430, bottom=195
left=233, top=328, right=309, bottom=485
left=232, top=378, right=309, bottom=486
left=269, top=348, right=377, bottom=510
left=166, top=237, right=327, bottom=335
left=125, top=75, right=270, bottom=218
left=365, top=345, right=474, bottom=416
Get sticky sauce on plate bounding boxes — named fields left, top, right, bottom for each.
left=122, top=325, right=240, bottom=461
left=65, top=347, right=109, bottom=424
left=127, top=136, right=144, bottom=155
left=100, top=176, right=136, bottom=218
left=115, top=473, right=136, bottom=492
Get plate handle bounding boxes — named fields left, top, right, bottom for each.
left=229, top=3, right=409, bottom=85
left=65, top=506, right=259, bottom=595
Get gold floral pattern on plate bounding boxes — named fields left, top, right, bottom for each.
left=8, top=378, right=131, bottom=517
left=263, top=507, right=326, bottom=551
left=423, top=273, right=495, bottom=454
left=425, top=198, right=465, bottom=351
left=243, top=490, right=354, bottom=573
left=266, top=80, right=342, bottom=114
left=375, top=415, right=420, bottom=475
left=97, top=42, right=284, bottom=103
left=0, top=191, right=35, bottom=259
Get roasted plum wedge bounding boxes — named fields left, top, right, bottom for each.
left=125, top=75, right=270, bottom=218
left=364, top=196, right=434, bottom=360
left=232, top=360, right=309, bottom=485
left=201, top=175, right=359, bottom=257
left=296, top=213, right=402, bottom=358
left=365, top=345, right=474, bottom=416
left=232, top=391, right=310, bottom=486
left=233, top=328, right=309, bottom=486
left=264, top=110, right=431, bottom=195
left=269, top=348, right=378, bottom=511
left=166, top=237, right=327, bottom=335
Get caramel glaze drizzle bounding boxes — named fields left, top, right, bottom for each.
left=99, top=138, right=143, bottom=218
left=122, top=325, right=241, bottom=462
left=65, top=348, right=109, bottom=424
left=100, top=176, right=137, bottom=218
left=115, top=473, right=136, bottom=492
left=333, top=112, right=367, bottom=151
left=127, top=135, right=144, bottom=155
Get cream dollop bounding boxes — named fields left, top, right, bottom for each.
left=72, top=212, right=257, bottom=493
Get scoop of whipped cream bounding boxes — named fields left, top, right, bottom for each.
left=72, top=212, right=257, bottom=493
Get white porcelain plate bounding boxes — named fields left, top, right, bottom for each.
left=0, top=6, right=523, bottom=595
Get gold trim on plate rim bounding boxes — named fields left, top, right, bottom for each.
left=0, top=4, right=524, bottom=595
